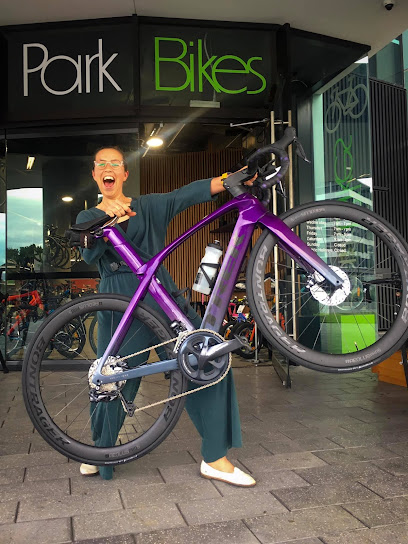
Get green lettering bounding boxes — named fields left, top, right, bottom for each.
left=211, top=55, right=248, bottom=94
left=155, top=37, right=192, bottom=91
left=247, top=57, right=267, bottom=94
left=189, top=52, right=195, bottom=92
left=198, top=39, right=219, bottom=92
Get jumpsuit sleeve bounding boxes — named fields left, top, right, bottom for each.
left=75, top=209, right=109, bottom=265
left=147, top=178, right=215, bottom=225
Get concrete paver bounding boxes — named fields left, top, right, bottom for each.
left=135, top=519, right=259, bottom=544
left=1, top=518, right=72, bottom=544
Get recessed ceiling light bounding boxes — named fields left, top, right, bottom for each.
left=62, top=196, right=73, bottom=202
left=146, top=137, right=164, bottom=147
left=26, top=156, right=35, bottom=170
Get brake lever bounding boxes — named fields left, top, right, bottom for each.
left=275, top=180, right=287, bottom=199
left=294, top=138, right=311, bottom=163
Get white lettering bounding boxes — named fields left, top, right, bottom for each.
left=23, top=39, right=122, bottom=97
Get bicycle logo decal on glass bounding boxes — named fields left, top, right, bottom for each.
left=325, top=76, right=368, bottom=133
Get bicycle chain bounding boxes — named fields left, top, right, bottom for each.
left=109, top=329, right=231, bottom=415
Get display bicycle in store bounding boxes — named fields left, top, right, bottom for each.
left=21, top=127, right=408, bottom=467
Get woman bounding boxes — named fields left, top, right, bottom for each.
left=76, top=146, right=256, bottom=486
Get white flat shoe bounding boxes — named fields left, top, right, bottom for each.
left=80, top=463, right=99, bottom=476
left=200, top=460, right=256, bottom=487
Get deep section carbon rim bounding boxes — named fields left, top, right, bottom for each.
left=247, top=202, right=408, bottom=372
left=22, top=295, right=187, bottom=465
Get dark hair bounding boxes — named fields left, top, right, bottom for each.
left=93, top=146, right=128, bottom=172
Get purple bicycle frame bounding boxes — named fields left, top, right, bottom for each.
left=92, top=193, right=342, bottom=385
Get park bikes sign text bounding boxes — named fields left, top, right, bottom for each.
left=5, top=22, right=134, bottom=122
left=154, top=37, right=266, bottom=95
left=140, top=24, right=274, bottom=108
left=22, top=39, right=122, bottom=96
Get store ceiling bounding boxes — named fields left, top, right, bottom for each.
left=1, top=0, right=407, bottom=58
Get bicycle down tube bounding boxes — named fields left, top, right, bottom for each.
left=92, top=192, right=343, bottom=386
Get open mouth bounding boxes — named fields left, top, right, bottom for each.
left=103, top=175, right=115, bottom=188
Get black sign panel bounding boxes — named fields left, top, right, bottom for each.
left=140, top=23, right=276, bottom=108
left=5, top=22, right=135, bottom=122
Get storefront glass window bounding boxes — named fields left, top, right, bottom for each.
left=0, top=139, right=6, bottom=361
left=294, top=63, right=375, bottom=351
left=4, top=130, right=139, bottom=361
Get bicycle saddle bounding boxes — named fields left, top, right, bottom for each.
left=69, top=214, right=111, bottom=232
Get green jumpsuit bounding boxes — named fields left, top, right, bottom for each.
left=76, top=178, right=242, bottom=480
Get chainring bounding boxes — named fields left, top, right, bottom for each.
left=177, top=330, right=230, bottom=385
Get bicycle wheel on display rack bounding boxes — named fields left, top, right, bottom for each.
left=6, top=309, right=53, bottom=359
left=22, top=294, right=189, bottom=466
left=230, top=320, right=263, bottom=359
left=247, top=201, right=408, bottom=373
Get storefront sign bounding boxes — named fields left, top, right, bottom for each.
left=140, top=24, right=275, bottom=108
left=5, top=22, right=134, bottom=121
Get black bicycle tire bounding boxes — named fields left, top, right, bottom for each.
left=247, top=201, right=408, bottom=373
left=22, top=294, right=188, bottom=465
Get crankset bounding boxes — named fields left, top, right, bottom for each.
left=177, top=330, right=244, bottom=385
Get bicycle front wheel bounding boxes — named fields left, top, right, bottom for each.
left=22, top=294, right=188, bottom=465
left=247, top=201, right=408, bottom=372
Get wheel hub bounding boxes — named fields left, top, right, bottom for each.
left=88, top=356, right=127, bottom=396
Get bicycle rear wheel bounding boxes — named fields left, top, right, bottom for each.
left=22, top=294, right=188, bottom=465
left=247, top=201, right=408, bottom=372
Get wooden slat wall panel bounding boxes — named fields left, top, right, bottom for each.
left=140, top=149, right=243, bottom=300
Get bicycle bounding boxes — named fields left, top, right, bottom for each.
left=22, top=127, right=408, bottom=468
left=2, top=288, right=47, bottom=358
left=2, top=284, right=91, bottom=359
left=325, top=75, right=368, bottom=134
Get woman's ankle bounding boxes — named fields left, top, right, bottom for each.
left=206, top=456, right=235, bottom=473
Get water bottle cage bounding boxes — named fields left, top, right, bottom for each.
left=172, top=286, right=192, bottom=315
left=198, top=262, right=220, bottom=289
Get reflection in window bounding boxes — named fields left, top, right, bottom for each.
left=0, top=213, right=5, bottom=269
left=7, top=188, right=43, bottom=272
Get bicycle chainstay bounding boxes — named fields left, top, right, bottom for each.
left=99, top=328, right=232, bottom=415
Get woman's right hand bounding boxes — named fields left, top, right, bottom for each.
left=97, top=199, right=136, bottom=218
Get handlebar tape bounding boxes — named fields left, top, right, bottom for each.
left=246, top=126, right=297, bottom=175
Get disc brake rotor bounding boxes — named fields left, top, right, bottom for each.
left=308, top=265, right=351, bottom=306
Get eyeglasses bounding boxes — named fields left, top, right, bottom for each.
left=93, top=161, right=124, bottom=169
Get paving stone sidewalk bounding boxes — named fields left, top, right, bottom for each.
left=2, top=355, right=408, bottom=543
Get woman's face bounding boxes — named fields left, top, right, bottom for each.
left=92, top=148, right=129, bottom=200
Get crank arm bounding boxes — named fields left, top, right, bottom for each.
left=201, top=336, right=246, bottom=362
